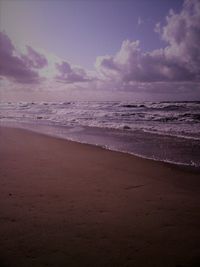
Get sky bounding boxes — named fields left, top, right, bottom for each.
left=0, top=0, right=200, bottom=101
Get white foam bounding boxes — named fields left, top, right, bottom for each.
left=0, top=101, right=200, bottom=141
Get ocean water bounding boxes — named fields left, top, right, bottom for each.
left=0, top=101, right=200, bottom=168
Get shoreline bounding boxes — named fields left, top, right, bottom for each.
left=0, top=126, right=200, bottom=267
left=1, top=123, right=200, bottom=173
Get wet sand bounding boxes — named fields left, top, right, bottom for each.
left=0, top=127, right=200, bottom=267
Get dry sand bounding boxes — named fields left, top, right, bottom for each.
left=0, top=127, right=200, bottom=267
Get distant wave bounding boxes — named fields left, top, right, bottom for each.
left=0, top=101, right=200, bottom=141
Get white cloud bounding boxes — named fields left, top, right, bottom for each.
left=95, top=0, right=200, bottom=90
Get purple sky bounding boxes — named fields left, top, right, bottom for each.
left=0, top=0, right=200, bottom=101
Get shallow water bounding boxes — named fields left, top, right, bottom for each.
left=0, top=101, right=200, bottom=168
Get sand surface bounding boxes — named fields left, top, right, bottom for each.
left=0, top=127, right=200, bottom=267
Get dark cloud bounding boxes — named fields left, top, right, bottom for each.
left=0, top=31, right=47, bottom=84
left=96, top=0, right=200, bottom=85
left=22, top=46, right=48, bottom=69
left=55, top=61, right=92, bottom=83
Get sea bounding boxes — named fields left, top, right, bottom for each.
left=0, top=101, right=200, bottom=169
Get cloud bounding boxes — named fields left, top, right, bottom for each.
left=1, top=0, right=199, bottom=96
left=161, top=0, right=200, bottom=76
left=22, top=46, right=48, bottom=69
left=95, top=0, right=200, bottom=86
left=55, top=61, right=93, bottom=83
left=0, top=31, right=47, bottom=84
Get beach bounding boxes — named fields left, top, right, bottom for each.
left=0, top=126, right=200, bottom=267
